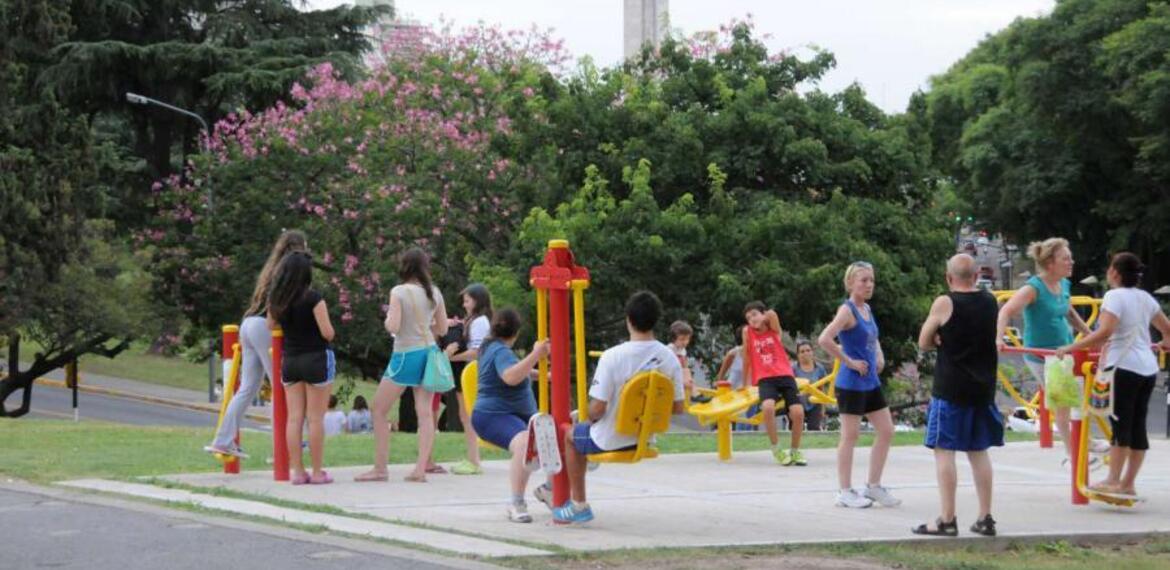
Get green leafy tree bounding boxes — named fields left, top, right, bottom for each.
left=38, top=0, right=389, bottom=227
left=927, top=0, right=1170, bottom=283
left=1, top=0, right=152, bottom=416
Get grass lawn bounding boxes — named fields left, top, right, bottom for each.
left=17, top=339, right=210, bottom=391
left=500, top=539, right=1170, bottom=570
left=0, top=420, right=1035, bottom=484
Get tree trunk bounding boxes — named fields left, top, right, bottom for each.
left=0, top=334, right=32, bottom=418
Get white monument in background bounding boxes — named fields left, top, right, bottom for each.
left=624, top=0, right=669, bottom=60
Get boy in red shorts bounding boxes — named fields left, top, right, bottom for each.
left=742, top=301, right=805, bottom=466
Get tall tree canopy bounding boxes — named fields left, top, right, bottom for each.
left=927, top=0, right=1170, bottom=284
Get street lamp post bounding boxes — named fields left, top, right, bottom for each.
left=125, top=92, right=214, bottom=212
left=127, top=92, right=217, bottom=403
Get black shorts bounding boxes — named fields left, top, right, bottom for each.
left=759, top=376, right=800, bottom=409
left=282, top=349, right=335, bottom=386
left=1110, top=368, right=1156, bottom=451
left=837, top=387, right=888, bottom=416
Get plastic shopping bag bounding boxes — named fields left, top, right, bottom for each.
left=1044, top=355, right=1080, bottom=409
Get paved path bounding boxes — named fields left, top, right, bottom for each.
left=27, top=383, right=267, bottom=429
left=155, top=441, right=1170, bottom=552
left=0, top=483, right=495, bottom=570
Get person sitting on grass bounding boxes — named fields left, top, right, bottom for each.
left=323, top=395, right=347, bottom=436
left=551, top=291, right=686, bottom=524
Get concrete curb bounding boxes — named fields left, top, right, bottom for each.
left=34, top=378, right=270, bottom=424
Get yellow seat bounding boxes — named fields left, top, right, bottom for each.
left=587, top=371, right=676, bottom=464
left=460, top=361, right=504, bottom=452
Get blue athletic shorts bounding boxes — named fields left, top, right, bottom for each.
left=382, top=346, right=428, bottom=387
left=925, top=397, right=1005, bottom=452
left=571, top=422, right=636, bottom=455
left=471, top=410, right=532, bottom=449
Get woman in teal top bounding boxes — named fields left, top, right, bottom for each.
left=996, top=237, right=1091, bottom=461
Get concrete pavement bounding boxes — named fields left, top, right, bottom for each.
left=86, top=440, right=1170, bottom=554
left=0, top=482, right=496, bottom=570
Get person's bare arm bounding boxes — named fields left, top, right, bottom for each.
left=766, top=310, right=782, bottom=334
left=1153, top=312, right=1170, bottom=352
left=503, top=340, right=549, bottom=386
left=587, top=398, right=607, bottom=422
left=1057, top=311, right=1118, bottom=357
left=741, top=326, right=753, bottom=385
left=384, top=292, right=402, bottom=335
left=1067, top=306, right=1092, bottom=337
left=918, top=295, right=950, bottom=352
left=818, top=305, right=865, bottom=374
left=997, top=286, right=1036, bottom=351
left=312, top=300, right=335, bottom=342
left=715, top=350, right=735, bottom=382
left=430, top=295, right=449, bottom=338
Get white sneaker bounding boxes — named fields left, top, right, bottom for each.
left=863, top=485, right=902, bottom=507
left=533, top=483, right=552, bottom=509
left=835, top=488, right=873, bottom=508
left=1089, top=439, right=1111, bottom=454
left=507, top=502, right=533, bottom=523
left=1063, top=456, right=1103, bottom=471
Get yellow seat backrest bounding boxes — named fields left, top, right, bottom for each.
left=459, top=360, right=502, bottom=451
left=588, top=370, right=675, bottom=463
left=460, top=361, right=479, bottom=413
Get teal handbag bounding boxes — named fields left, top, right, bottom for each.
left=423, top=345, right=455, bottom=393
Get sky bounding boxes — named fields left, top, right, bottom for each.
left=308, top=0, right=1054, bottom=114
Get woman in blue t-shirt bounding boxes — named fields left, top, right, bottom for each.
left=469, top=308, right=549, bottom=523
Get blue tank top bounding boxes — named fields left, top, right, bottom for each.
left=1022, top=276, right=1073, bottom=360
left=835, top=300, right=880, bottom=391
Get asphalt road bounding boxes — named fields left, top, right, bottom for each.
left=0, top=487, right=467, bottom=570
left=24, top=383, right=265, bottom=430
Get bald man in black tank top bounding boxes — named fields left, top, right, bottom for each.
left=915, top=254, right=1003, bottom=537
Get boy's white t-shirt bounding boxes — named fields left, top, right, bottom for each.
left=588, top=340, right=685, bottom=451
left=323, top=410, right=347, bottom=436
left=468, top=315, right=490, bottom=350
left=1100, top=287, right=1160, bottom=376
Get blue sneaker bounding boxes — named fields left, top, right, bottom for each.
left=551, top=502, right=594, bottom=524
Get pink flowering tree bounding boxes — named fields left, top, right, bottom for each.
left=146, top=23, right=569, bottom=377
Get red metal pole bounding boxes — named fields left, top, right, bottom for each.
left=271, top=329, right=289, bottom=481
left=550, top=276, right=571, bottom=508
left=221, top=325, right=240, bottom=474
left=1037, top=388, right=1052, bottom=449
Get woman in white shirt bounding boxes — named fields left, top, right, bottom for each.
left=442, top=283, right=494, bottom=475
left=1058, top=252, right=1170, bottom=496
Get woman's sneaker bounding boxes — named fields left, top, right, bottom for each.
left=507, top=502, right=533, bottom=523
left=775, top=448, right=793, bottom=465
left=791, top=449, right=807, bottom=466
left=835, top=488, right=873, bottom=508
left=552, top=502, right=594, bottom=525
left=863, top=485, right=902, bottom=507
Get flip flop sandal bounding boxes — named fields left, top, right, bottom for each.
left=309, top=471, right=334, bottom=485
left=912, top=517, right=958, bottom=537
left=354, top=471, right=389, bottom=482
left=290, top=472, right=311, bottom=485
left=426, top=465, right=449, bottom=474
left=403, top=473, right=427, bottom=483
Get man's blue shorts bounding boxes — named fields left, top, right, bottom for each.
left=925, top=397, right=1005, bottom=452
left=571, top=422, right=636, bottom=455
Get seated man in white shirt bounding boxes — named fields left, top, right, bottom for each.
left=550, top=290, right=686, bottom=524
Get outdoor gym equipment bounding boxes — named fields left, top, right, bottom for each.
left=686, top=362, right=839, bottom=461
left=216, top=324, right=288, bottom=480
left=1075, top=358, right=1146, bottom=507
left=211, top=325, right=242, bottom=474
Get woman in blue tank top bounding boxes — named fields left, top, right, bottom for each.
left=818, top=262, right=899, bottom=509
left=996, top=237, right=1092, bottom=462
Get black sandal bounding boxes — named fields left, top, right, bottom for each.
left=912, top=517, right=958, bottom=537
left=970, top=514, right=996, bottom=537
